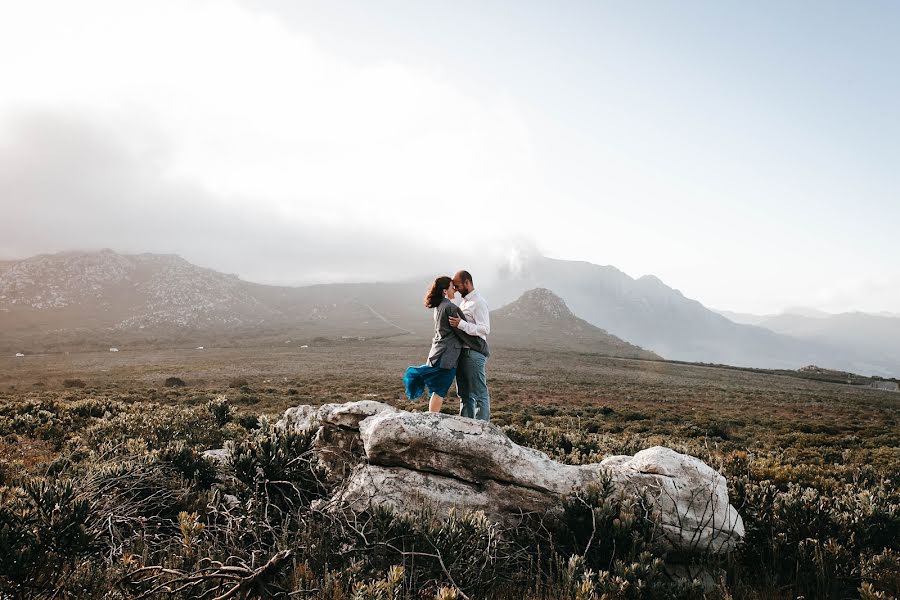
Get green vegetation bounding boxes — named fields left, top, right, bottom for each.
left=0, top=345, right=897, bottom=598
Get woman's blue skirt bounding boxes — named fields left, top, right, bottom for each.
left=404, top=364, right=456, bottom=399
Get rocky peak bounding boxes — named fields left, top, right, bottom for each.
left=0, top=250, right=135, bottom=309
left=497, top=288, right=573, bottom=320
left=0, top=249, right=272, bottom=328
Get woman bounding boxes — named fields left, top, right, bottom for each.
left=404, top=276, right=468, bottom=412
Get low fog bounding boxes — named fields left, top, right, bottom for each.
left=0, top=111, right=526, bottom=286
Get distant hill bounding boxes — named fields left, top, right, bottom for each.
left=482, top=255, right=900, bottom=376
left=713, top=310, right=770, bottom=326
left=715, top=306, right=830, bottom=325
left=713, top=307, right=900, bottom=376
left=479, top=255, right=859, bottom=371
left=0, top=250, right=423, bottom=352
left=3, top=250, right=898, bottom=377
left=489, top=288, right=659, bottom=359
left=756, top=312, right=900, bottom=376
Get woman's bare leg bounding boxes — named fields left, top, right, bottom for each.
left=429, top=393, right=444, bottom=413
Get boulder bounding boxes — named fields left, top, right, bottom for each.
left=335, top=464, right=560, bottom=519
left=359, top=411, right=598, bottom=494
left=276, top=401, right=398, bottom=481
left=266, top=402, right=745, bottom=555
left=276, top=400, right=397, bottom=434
left=601, top=448, right=744, bottom=554
left=318, top=400, right=397, bottom=429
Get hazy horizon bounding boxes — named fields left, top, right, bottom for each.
left=2, top=1, right=898, bottom=314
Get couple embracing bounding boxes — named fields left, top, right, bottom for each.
left=403, top=270, right=491, bottom=421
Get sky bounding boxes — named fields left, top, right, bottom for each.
left=0, top=0, right=897, bottom=314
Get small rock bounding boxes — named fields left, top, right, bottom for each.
left=277, top=405, right=319, bottom=433
left=203, top=448, right=230, bottom=467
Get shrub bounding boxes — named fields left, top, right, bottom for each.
left=352, top=565, right=405, bottom=600
left=559, top=551, right=700, bottom=600
left=164, top=376, right=187, bottom=388
left=550, top=477, right=661, bottom=572
left=82, top=403, right=227, bottom=451
left=861, top=548, right=900, bottom=597
left=156, top=442, right=218, bottom=488
left=354, top=506, right=521, bottom=597
left=238, top=393, right=260, bottom=405
left=83, top=456, right=202, bottom=528
left=0, top=478, right=101, bottom=593
left=206, top=395, right=232, bottom=427
left=230, top=419, right=328, bottom=511
left=733, top=477, right=900, bottom=598
left=67, top=397, right=121, bottom=419
left=63, top=378, right=87, bottom=388
left=237, top=413, right=260, bottom=430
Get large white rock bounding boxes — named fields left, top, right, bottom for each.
left=318, top=400, right=397, bottom=429
left=277, top=400, right=398, bottom=434
left=336, top=464, right=559, bottom=521
left=277, top=403, right=745, bottom=555
left=353, top=410, right=743, bottom=554
left=359, top=411, right=601, bottom=495
left=601, top=447, right=745, bottom=554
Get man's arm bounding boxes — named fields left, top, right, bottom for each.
left=452, top=300, right=490, bottom=337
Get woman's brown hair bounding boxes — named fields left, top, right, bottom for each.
left=425, top=276, right=452, bottom=308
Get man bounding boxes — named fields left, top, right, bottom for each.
left=448, top=270, right=491, bottom=421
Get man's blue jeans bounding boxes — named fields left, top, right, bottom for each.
left=457, top=349, right=490, bottom=421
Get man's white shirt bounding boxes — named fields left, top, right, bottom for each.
left=455, top=290, right=490, bottom=340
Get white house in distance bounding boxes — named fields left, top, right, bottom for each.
left=15, top=352, right=25, bottom=357
left=109, top=347, right=119, bottom=352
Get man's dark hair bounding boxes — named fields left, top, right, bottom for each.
left=457, top=270, right=473, bottom=285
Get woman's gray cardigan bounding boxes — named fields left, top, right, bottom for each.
left=426, top=298, right=490, bottom=369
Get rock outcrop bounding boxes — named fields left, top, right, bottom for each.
left=600, top=450, right=743, bottom=554
left=275, top=401, right=745, bottom=555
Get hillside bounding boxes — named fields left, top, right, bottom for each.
left=713, top=307, right=900, bottom=376
left=481, top=255, right=883, bottom=373
left=0, top=250, right=423, bottom=352
left=756, top=312, right=900, bottom=376
left=490, top=288, right=659, bottom=359
left=3, top=250, right=897, bottom=377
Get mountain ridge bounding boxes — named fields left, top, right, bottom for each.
left=481, top=255, right=898, bottom=375
left=2, top=250, right=897, bottom=376
left=489, top=288, right=659, bottom=359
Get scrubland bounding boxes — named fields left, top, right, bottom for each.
left=0, top=341, right=898, bottom=599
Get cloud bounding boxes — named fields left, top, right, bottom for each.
left=0, top=0, right=539, bottom=254
left=0, top=110, right=535, bottom=285
left=0, top=0, right=546, bottom=285
left=804, top=276, right=900, bottom=316
left=3, top=0, right=895, bottom=314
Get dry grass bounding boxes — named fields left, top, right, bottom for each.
left=1, top=340, right=898, bottom=598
